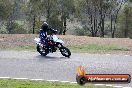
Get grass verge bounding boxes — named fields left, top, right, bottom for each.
left=0, top=79, right=111, bottom=88
left=0, top=44, right=129, bottom=53
left=67, top=44, right=129, bottom=53
left=1, top=45, right=36, bottom=52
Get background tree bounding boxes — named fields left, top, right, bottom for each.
left=109, top=0, right=128, bottom=38
left=0, top=0, right=131, bottom=38
left=76, top=0, right=112, bottom=37
left=0, top=0, right=12, bottom=21
left=41, top=0, right=62, bottom=34
left=116, top=1, right=132, bottom=38
left=57, top=0, right=75, bottom=35
left=26, top=0, right=42, bottom=34
left=0, top=0, right=13, bottom=33
left=0, top=0, right=15, bottom=33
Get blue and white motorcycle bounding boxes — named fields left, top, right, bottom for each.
left=34, top=33, right=71, bottom=58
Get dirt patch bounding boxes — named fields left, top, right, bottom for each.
left=0, top=34, right=132, bottom=55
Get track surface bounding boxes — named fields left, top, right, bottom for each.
left=0, top=51, right=132, bottom=87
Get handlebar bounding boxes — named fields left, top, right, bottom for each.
left=51, top=29, right=57, bottom=34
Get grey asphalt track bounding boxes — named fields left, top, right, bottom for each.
left=0, top=51, right=132, bottom=87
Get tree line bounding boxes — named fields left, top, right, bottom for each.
left=0, top=0, right=132, bottom=38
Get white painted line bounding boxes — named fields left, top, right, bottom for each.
left=61, top=81, right=70, bottom=83
left=94, top=84, right=105, bottom=86
left=106, top=54, right=110, bottom=56
left=12, top=78, right=29, bottom=80
left=113, top=86, right=123, bottom=88
left=30, top=79, right=44, bottom=81
left=0, top=77, right=11, bottom=79
left=47, top=80, right=59, bottom=82
left=70, top=82, right=77, bottom=84
left=105, top=85, right=113, bottom=87
left=0, top=77, right=131, bottom=88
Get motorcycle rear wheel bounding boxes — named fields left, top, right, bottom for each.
left=37, top=45, right=48, bottom=56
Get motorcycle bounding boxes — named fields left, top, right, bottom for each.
left=34, top=33, right=71, bottom=58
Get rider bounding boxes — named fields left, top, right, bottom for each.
left=39, top=22, right=57, bottom=46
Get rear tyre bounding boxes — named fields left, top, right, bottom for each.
left=37, top=45, right=48, bottom=56
left=37, top=45, right=40, bottom=53
left=59, top=47, right=71, bottom=58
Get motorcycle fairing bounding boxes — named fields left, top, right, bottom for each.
left=34, top=38, right=41, bottom=45
left=53, top=35, right=64, bottom=44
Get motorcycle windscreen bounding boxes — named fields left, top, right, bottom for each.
left=56, top=39, right=64, bottom=44
left=53, top=35, right=64, bottom=44
left=53, top=35, right=58, bottom=41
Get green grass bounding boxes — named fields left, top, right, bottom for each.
left=12, top=46, right=36, bottom=51
left=0, top=79, right=111, bottom=88
left=1, top=45, right=36, bottom=52
left=68, top=44, right=129, bottom=53
left=0, top=44, right=129, bottom=53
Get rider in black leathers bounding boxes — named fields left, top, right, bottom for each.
left=39, top=22, right=57, bottom=46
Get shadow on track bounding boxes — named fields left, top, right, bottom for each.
left=35, top=55, right=70, bottom=62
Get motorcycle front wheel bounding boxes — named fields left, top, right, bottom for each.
left=59, top=47, right=71, bottom=58
left=37, top=44, right=48, bottom=56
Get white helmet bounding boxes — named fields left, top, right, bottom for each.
left=43, top=22, right=48, bottom=26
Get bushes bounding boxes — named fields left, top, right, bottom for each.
left=11, top=22, right=27, bottom=34
left=74, top=27, right=90, bottom=36
left=0, top=21, right=28, bottom=34
left=0, top=23, right=7, bottom=34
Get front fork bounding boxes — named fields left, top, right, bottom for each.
left=57, top=43, right=63, bottom=49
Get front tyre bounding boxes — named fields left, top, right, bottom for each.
left=59, top=47, right=71, bottom=58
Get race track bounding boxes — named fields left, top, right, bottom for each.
left=0, top=51, right=132, bottom=87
